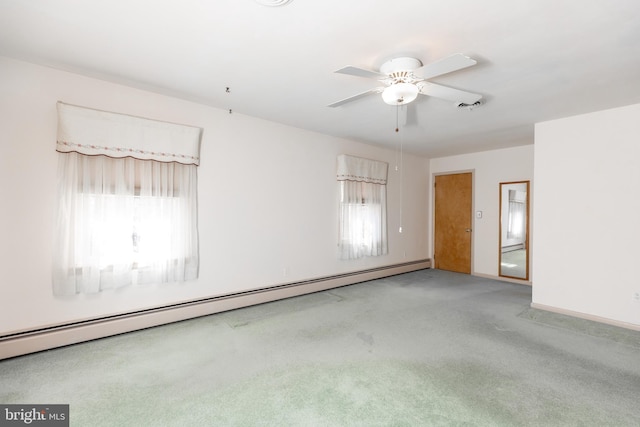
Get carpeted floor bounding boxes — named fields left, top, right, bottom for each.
left=1, top=269, right=639, bottom=426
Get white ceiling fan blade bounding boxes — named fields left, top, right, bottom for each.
left=404, top=104, right=419, bottom=127
left=416, top=53, right=477, bottom=80
left=328, top=88, right=384, bottom=107
left=334, top=66, right=385, bottom=80
left=418, top=82, right=482, bottom=104
left=395, top=104, right=416, bottom=127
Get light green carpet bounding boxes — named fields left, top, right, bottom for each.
left=1, top=269, right=639, bottom=426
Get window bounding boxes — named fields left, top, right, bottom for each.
left=52, top=102, right=202, bottom=295
left=336, top=155, right=388, bottom=260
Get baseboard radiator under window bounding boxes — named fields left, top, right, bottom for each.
left=501, top=243, right=525, bottom=253
left=0, top=259, right=430, bottom=360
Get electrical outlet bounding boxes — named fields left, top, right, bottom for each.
left=633, top=292, right=640, bottom=302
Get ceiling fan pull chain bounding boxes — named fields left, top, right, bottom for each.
left=394, top=104, right=404, bottom=234
left=395, top=105, right=400, bottom=171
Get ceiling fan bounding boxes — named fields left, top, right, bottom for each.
left=328, top=53, right=482, bottom=108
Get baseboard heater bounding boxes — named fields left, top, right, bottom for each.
left=0, top=259, right=430, bottom=360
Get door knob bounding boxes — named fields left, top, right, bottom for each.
left=465, top=228, right=472, bottom=232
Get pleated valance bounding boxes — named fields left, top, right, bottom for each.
left=336, top=154, right=388, bottom=185
left=56, top=102, right=203, bottom=165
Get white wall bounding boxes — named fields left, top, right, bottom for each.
left=0, top=57, right=429, bottom=335
left=429, top=145, right=534, bottom=279
left=533, top=103, right=640, bottom=327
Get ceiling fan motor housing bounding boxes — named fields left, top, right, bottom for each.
left=379, top=57, right=424, bottom=105
left=379, top=57, right=423, bottom=74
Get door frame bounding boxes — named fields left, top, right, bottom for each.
left=431, top=169, right=475, bottom=274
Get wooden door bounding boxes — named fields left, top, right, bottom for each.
left=434, top=173, right=472, bottom=273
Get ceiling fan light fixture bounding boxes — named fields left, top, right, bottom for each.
left=382, top=83, right=419, bottom=105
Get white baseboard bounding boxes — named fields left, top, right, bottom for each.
left=0, top=260, right=430, bottom=360
left=530, top=302, right=640, bottom=332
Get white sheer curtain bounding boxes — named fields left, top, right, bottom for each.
left=52, top=102, right=202, bottom=295
left=52, top=153, right=199, bottom=295
left=507, top=190, right=526, bottom=241
left=337, top=155, right=388, bottom=260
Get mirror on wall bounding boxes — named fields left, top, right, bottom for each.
left=499, top=181, right=529, bottom=280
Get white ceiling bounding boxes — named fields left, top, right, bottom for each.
left=1, top=0, right=639, bottom=157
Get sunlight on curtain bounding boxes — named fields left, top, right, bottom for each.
left=52, top=154, right=199, bottom=294
left=507, top=189, right=526, bottom=241
left=52, top=102, right=202, bottom=295
left=337, top=155, right=388, bottom=260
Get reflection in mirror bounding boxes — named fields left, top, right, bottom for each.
left=499, top=181, right=529, bottom=280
